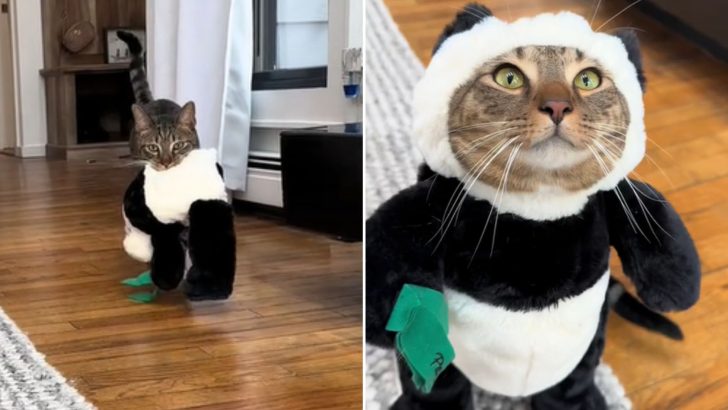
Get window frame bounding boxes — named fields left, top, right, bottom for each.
left=252, top=0, right=328, bottom=91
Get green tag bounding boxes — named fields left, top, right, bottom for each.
left=121, top=271, right=153, bottom=287
left=386, top=284, right=449, bottom=332
left=122, top=271, right=157, bottom=303
left=386, top=284, right=454, bottom=393
left=128, top=289, right=159, bottom=303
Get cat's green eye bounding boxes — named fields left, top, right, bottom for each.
left=173, top=141, right=187, bottom=151
left=494, top=66, right=525, bottom=89
left=145, top=144, right=159, bottom=154
left=574, top=69, right=601, bottom=90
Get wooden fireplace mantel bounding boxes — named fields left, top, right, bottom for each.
left=39, top=0, right=145, bottom=160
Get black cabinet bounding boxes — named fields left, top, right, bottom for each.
left=280, top=123, right=362, bottom=241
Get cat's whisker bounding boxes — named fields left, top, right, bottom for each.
left=625, top=172, right=669, bottom=203
left=591, top=131, right=675, bottom=188
left=595, top=134, right=672, bottom=203
left=595, top=0, right=644, bottom=32
left=433, top=138, right=517, bottom=251
left=449, top=121, right=511, bottom=135
left=431, top=138, right=516, bottom=249
left=593, top=141, right=672, bottom=241
left=457, top=6, right=489, bottom=21
left=606, top=26, right=648, bottom=34
left=590, top=0, right=602, bottom=28
left=587, top=143, right=646, bottom=239
left=589, top=122, right=627, bottom=131
left=454, top=127, right=517, bottom=158
left=444, top=138, right=508, bottom=220
left=592, top=133, right=624, bottom=154
left=589, top=123, right=673, bottom=161
left=467, top=142, right=520, bottom=264
left=588, top=123, right=628, bottom=135
left=490, top=143, right=521, bottom=258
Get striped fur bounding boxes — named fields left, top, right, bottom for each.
left=129, top=101, right=199, bottom=170
left=117, top=31, right=153, bottom=104
left=117, top=31, right=200, bottom=170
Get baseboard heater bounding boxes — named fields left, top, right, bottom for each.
left=232, top=151, right=283, bottom=208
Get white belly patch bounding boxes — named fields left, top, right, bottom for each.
left=445, top=271, right=609, bottom=397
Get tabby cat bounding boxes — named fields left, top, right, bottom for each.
left=118, top=31, right=236, bottom=301
left=366, top=4, right=699, bottom=409
left=117, top=31, right=198, bottom=170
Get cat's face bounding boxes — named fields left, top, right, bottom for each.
left=413, top=8, right=647, bottom=218
left=130, top=102, right=199, bottom=171
left=448, top=46, right=630, bottom=192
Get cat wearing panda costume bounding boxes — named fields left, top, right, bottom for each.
left=366, top=4, right=700, bottom=409
left=123, top=148, right=236, bottom=301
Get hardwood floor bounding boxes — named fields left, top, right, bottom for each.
left=0, top=157, right=362, bottom=409
left=384, top=0, right=728, bottom=408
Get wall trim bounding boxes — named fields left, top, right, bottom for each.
left=9, top=0, right=47, bottom=157
left=14, top=144, right=45, bottom=158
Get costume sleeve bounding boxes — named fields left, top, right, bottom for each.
left=366, top=182, right=447, bottom=347
left=605, top=179, right=700, bottom=311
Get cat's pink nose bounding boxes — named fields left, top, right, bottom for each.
left=539, top=100, right=572, bottom=124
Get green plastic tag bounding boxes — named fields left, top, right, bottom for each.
left=128, top=289, right=159, bottom=304
left=121, top=271, right=158, bottom=303
left=121, top=270, right=153, bottom=287
left=386, top=284, right=454, bottom=393
left=386, top=284, right=449, bottom=332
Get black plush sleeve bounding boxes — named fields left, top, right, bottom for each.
left=605, top=179, right=701, bottom=311
left=366, top=182, right=446, bottom=347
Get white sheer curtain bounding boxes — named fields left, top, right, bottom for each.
left=147, top=0, right=253, bottom=191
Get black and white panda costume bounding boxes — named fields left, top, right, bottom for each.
left=123, top=148, right=236, bottom=301
left=366, top=7, right=700, bottom=409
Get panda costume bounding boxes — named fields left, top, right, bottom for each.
left=123, top=148, right=236, bottom=301
left=366, top=5, right=700, bottom=409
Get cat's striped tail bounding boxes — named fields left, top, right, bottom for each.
left=116, top=31, right=153, bottom=104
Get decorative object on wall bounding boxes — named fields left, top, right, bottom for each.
left=60, top=0, right=95, bottom=53
left=104, top=28, right=145, bottom=63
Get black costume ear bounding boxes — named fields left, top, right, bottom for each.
left=613, top=28, right=646, bottom=92
left=433, top=3, right=493, bottom=55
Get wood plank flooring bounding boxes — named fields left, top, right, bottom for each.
left=383, top=0, right=728, bottom=408
left=0, top=157, right=362, bottom=409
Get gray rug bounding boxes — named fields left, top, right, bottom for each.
left=364, top=0, right=631, bottom=408
left=0, top=308, right=94, bottom=409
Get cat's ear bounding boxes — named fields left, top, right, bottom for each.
left=177, top=101, right=196, bottom=130
left=131, top=104, right=154, bottom=132
left=433, top=3, right=493, bottom=55
left=613, top=28, right=646, bottom=92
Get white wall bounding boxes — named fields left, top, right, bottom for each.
left=347, top=0, right=363, bottom=48
left=0, top=0, right=16, bottom=150
left=9, top=0, right=46, bottom=157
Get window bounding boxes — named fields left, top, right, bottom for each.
left=253, top=0, right=328, bottom=90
